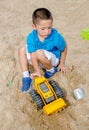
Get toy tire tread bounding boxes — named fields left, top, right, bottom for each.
left=29, top=89, right=44, bottom=110
left=49, top=80, right=64, bottom=98
left=29, top=89, right=38, bottom=100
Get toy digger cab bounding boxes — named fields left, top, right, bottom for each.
left=29, top=76, right=67, bottom=115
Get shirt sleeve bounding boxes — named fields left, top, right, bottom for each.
left=56, top=31, right=66, bottom=52
left=26, top=31, right=36, bottom=53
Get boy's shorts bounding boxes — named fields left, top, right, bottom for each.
left=26, top=48, right=59, bottom=68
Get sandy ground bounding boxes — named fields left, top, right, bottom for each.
left=0, top=0, right=89, bottom=130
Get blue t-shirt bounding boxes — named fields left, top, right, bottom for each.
left=26, top=28, right=66, bottom=59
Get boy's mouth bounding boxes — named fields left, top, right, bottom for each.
left=44, top=35, right=48, bottom=37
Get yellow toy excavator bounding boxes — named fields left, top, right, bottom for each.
left=29, top=76, right=67, bottom=115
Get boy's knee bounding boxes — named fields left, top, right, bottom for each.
left=36, top=50, right=45, bottom=59
left=36, top=49, right=42, bottom=54
left=18, top=46, right=26, bottom=54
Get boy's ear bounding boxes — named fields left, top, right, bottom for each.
left=32, top=24, right=37, bottom=30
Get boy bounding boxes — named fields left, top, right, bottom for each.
left=18, top=8, right=68, bottom=93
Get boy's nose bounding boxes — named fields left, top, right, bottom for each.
left=45, top=29, right=49, bottom=34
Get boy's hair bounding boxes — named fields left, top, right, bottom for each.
left=32, top=8, right=53, bottom=25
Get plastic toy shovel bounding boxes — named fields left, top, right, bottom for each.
left=81, top=28, right=89, bottom=40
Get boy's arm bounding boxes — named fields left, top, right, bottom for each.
left=59, top=47, right=67, bottom=65
left=58, top=47, right=68, bottom=73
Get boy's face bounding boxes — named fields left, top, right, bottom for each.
left=33, top=19, right=53, bottom=40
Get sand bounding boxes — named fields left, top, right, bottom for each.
left=0, top=0, right=89, bottom=130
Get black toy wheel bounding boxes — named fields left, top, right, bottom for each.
left=29, top=89, right=44, bottom=110
left=49, top=80, right=64, bottom=98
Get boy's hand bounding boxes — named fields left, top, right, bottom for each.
left=30, top=71, right=41, bottom=79
left=58, top=64, right=68, bottom=73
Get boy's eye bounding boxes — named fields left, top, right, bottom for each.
left=41, top=28, right=52, bottom=30
left=48, top=27, right=52, bottom=29
left=41, top=28, right=45, bottom=30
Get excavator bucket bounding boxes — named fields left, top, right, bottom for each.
left=43, top=98, right=67, bottom=115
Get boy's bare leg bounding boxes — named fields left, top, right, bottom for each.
left=18, top=45, right=32, bottom=93
left=35, top=50, right=58, bottom=78
left=18, top=45, right=29, bottom=72
left=30, top=55, right=52, bottom=79
left=36, top=50, right=52, bottom=69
